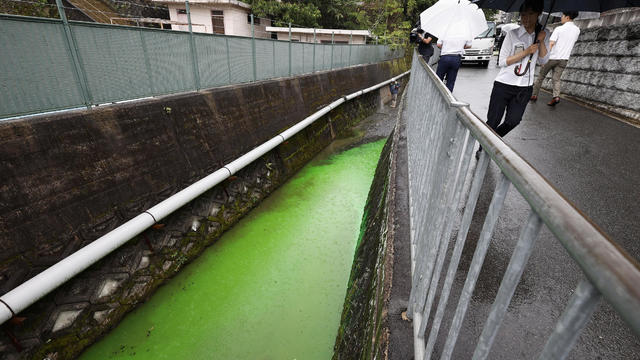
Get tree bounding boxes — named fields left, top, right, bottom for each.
left=0, top=0, right=59, bottom=18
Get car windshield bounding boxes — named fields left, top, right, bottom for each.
left=476, top=23, right=496, bottom=38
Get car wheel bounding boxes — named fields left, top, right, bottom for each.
left=482, top=61, right=489, bottom=68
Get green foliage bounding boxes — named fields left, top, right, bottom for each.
left=482, top=8, right=499, bottom=20
left=0, top=0, right=58, bottom=18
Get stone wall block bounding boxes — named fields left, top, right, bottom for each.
left=0, top=258, right=29, bottom=295
left=44, top=303, right=89, bottom=336
left=90, top=273, right=129, bottom=304
left=53, top=277, right=96, bottom=305
left=580, top=29, right=598, bottom=41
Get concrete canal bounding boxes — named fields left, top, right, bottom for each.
left=79, top=138, right=387, bottom=359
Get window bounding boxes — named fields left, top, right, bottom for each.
left=211, top=10, right=224, bottom=34
left=177, top=9, right=186, bottom=14
left=247, top=14, right=260, bottom=24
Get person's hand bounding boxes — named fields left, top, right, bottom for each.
left=536, top=30, right=546, bottom=43
left=526, top=43, right=539, bottom=55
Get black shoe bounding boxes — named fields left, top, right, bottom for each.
left=547, top=97, right=560, bottom=106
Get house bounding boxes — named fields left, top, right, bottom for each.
left=266, top=27, right=371, bottom=44
left=151, top=0, right=271, bottom=37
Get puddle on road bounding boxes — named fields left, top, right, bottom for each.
left=80, top=137, right=386, bottom=360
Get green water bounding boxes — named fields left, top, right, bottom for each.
left=80, top=139, right=386, bottom=360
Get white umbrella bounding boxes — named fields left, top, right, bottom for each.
left=419, top=0, right=488, bottom=40
left=500, top=23, right=519, bottom=35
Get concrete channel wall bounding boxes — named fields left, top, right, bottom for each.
left=0, top=57, right=409, bottom=359
left=332, top=110, right=401, bottom=358
left=539, top=11, right=640, bottom=124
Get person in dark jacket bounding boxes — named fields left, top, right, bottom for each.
left=417, top=29, right=437, bottom=64
left=389, top=81, right=400, bottom=107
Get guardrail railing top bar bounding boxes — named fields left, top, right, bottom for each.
left=405, top=49, right=640, bottom=360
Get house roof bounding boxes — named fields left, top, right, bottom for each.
left=150, top=0, right=251, bottom=9
left=265, top=27, right=371, bottom=37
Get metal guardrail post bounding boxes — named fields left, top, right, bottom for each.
left=312, top=28, right=316, bottom=73
left=138, top=27, right=155, bottom=95
left=251, top=14, right=256, bottom=81
left=288, top=22, right=292, bottom=76
left=349, top=31, right=352, bottom=66
left=225, top=36, right=231, bottom=84
left=185, top=0, right=201, bottom=90
left=55, top=0, right=92, bottom=109
left=331, top=31, right=334, bottom=70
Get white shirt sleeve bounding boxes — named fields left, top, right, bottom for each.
left=498, top=30, right=514, bottom=68
left=550, top=26, right=561, bottom=42
left=537, top=28, right=551, bottom=65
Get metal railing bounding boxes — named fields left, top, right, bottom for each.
left=0, top=10, right=403, bottom=120
left=403, top=50, right=640, bottom=360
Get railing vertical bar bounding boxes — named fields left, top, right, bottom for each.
left=423, top=150, right=491, bottom=360
left=55, top=0, right=92, bottom=108
left=138, top=28, right=155, bottom=95
left=349, top=31, right=353, bottom=66
left=312, top=28, right=316, bottom=72
left=288, top=22, right=292, bottom=77
left=331, top=31, right=335, bottom=70
left=185, top=0, right=201, bottom=90
left=440, top=172, right=511, bottom=360
left=538, top=280, right=601, bottom=360
left=419, top=129, right=475, bottom=339
left=225, top=36, right=232, bottom=84
left=472, top=210, right=543, bottom=360
left=250, top=14, right=256, bottom=81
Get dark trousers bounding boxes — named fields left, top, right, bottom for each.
left=486, top=81, right=533, bottom=137
left=436, top=55, right=462, bottom=92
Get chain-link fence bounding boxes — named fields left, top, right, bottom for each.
left=0, top=11, right=403, bottom=119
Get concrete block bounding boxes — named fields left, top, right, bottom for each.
left=92, top=309, right=113, bottom=324
left=48, top=303, right=88, bottom=333
left=137, top=256, right=150, bottom=271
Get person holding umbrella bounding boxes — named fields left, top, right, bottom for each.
left=435, top=37, right=473, bottom=92
left=477, top=0, right=549, bottom=159
left=418, top=0, right=487, bottom=92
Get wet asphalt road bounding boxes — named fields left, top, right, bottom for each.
left=427, top=58, right=640, bottom=359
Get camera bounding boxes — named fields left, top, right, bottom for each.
left=409, top=28, right=424, bottom=44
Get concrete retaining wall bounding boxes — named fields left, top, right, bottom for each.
left=540, top=13, right=640, bottom=123
left=332, top=116, right=399, bottom=359
left=0, top=57, right=409, bottom=359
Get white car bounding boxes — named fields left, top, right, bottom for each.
left=461, top=22, right=496, bottom=68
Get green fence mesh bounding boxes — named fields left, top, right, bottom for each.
left=0, top=14, right=404, bottom=119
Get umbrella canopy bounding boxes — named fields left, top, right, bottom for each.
left=420, top=0, right=488, bottom=40
left=472, top=0, right=640, bottom=12
left=499, top=23, right=519, bottom=35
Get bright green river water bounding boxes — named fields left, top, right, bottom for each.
left=80, top=138, right=386, bottom=360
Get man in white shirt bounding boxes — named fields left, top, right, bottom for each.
left=435, top=38, right=472, bottom=92
left=478, top=0, right=549, bottom=159
left=531, top=11, right=581, bottom=106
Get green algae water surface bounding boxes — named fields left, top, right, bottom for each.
left=80, top=139, right=386, bottom=360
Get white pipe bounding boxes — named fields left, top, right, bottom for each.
left=0, top=70, right=411, bottom=325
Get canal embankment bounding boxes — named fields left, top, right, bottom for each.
left=0, top=57, right=409, bottom=359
